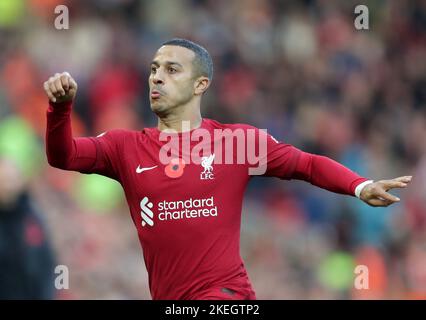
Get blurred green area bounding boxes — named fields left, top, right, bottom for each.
left=0, top=0, right=25, bottom=27
left=318, top=251, right=355, bottom=291
left=0, top=115, right=43, bottom=178
left=73, top=174, right=124, bottom=213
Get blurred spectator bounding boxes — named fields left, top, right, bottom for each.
left=0, top=157, right=56, bottom=299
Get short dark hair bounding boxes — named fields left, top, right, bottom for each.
left=161, top=38, right=213, bottom=82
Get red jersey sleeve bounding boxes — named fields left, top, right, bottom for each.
left=251, top=128, right=368, bottom=196
left=261, top=132, right=302, bottom=179
left=291, top=151, right=369, bottom=196
left=46, top=101, right=124, bottom=181
left=85, top=130, right=124, bottom=180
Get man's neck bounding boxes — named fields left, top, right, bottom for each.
left=157, top=104, right=202, bottom=133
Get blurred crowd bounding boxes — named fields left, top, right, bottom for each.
left=0, top=0, right=425, bottom=299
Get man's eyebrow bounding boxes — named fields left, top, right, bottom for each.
left=150, top=61, right=183, bottom=68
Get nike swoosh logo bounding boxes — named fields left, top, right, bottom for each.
left=136, top=165, right=158, bottom=174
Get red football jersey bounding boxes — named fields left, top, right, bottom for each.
left=46, top=102, right=367, bottom=299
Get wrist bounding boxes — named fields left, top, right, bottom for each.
left=355, top=180, right=374, bottom=198
left=48, top=100, right=73, bottom=114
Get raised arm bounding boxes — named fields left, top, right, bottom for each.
left=44, top=72, right=100, bottom=173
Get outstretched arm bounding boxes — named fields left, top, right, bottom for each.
left=291, top=151, right=412, bottom=207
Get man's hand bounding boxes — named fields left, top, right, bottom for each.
left=360, top=176, right=412, bottom=207
left=43, top=72, right=77, bottom=104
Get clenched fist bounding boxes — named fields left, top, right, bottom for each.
left=43, top=72, right=77, bottom=104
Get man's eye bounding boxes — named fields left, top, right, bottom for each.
left=151, top=67, right=157, bottom=73
left=168, top=67, right=177, bottom=73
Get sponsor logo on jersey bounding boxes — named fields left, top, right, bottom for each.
left=140, top=196, right=217, bottom=227
left=140, top=196, right=154, bottom=227
left=136, top=165, right=158, bottom=174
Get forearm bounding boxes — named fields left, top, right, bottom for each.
left=291, top=151, right=369, bottom=196
left=46, top=101, right=97, bottom=171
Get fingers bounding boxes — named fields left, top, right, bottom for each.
left=43, top=81, right=56, bottom=102
left=367, top=198, right=393, bottom=207
left=380, top=180, right=408, bottom=190
left=60, top=72, right=70, bottom=91
left=377, top=190, right=400, bottom=202
left=48, top=76, right=59, bottom=98
left=378, top=176, right=413, bottom=191
left=43, top=72, right=76, bottom=103
left=366, top=183, right=399, bottom=200
left=366, top=190, right=399, bottom=207
left=69, top=76, right=78, bottom=90
left=53, top=74, right=65, bottom=96
left=393, top=176, right=413, bottom=183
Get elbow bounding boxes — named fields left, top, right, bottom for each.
left=46, top=151, right=70, bottom=170
left=47, top=158, right=65, bottom=170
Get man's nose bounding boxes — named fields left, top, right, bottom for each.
left=153, top=77, right=164, bottom=85
left=152, top=71, right=165, bottom=85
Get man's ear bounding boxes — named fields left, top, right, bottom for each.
left=194, top=77, right=210, bottom=95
